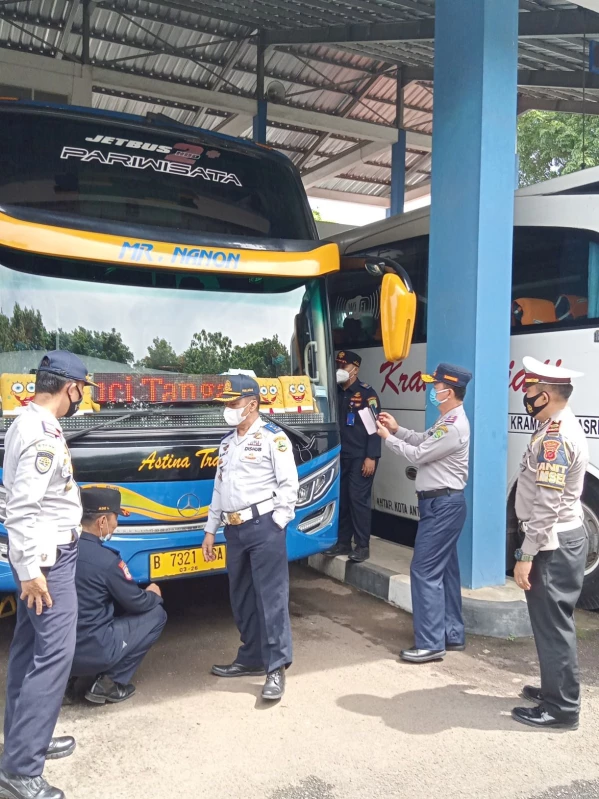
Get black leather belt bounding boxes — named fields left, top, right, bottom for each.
left=417, top=488, right=463, bottom=500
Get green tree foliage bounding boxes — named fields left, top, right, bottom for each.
left=11, top=305, right=48, bottom=351
left=312, top=209, right=323, bottom=221
left=517, top=110, right=599, bottom=187
left=0, top=305, right=135, bottom=364
left=55, top=327, right=134, bottom=364
left=1, top=305, right=292, bottom=377
left=230, top=335, right=290, bottom=377
left=182, top=330, right=233, bottom=374
left=138, top=337, right=180, bottom=371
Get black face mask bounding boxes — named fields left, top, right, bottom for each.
left=64, top=385, right=83, bottom=418
left=523, top=391, right=549, bottom=418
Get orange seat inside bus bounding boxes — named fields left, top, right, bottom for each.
left=512, top=298, right=557, bottom=326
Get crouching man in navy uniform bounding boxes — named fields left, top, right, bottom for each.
left=377, top=363, right=472, bottom=664
left=203, top=375, right=299, bottom=701
left=69, top=487, right=166, bottom=705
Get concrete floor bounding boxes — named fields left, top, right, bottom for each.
left=1, top=565, right=599, bottom=799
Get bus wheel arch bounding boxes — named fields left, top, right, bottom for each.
left=578, top=475, right=599, bottom=610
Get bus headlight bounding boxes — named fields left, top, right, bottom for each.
left=297, top=457, right=339, bottom=508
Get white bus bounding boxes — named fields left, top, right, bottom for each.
left=328, top=167, right=599, bottom=609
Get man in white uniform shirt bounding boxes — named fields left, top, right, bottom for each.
left=203, top=375, right=298, bottom=701
left=0, top=351, right=94, bottom=799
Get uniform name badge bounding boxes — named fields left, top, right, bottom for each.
left=346, top=412, right=355, bottom=426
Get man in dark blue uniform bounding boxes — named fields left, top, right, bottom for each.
left=69, top=487, right=166, bottom=704
left=324, top=350, right=381, bottom=563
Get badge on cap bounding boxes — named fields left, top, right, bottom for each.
left=523, top=356, right=583, bottom=385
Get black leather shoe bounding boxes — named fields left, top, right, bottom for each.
left=0, top=770, right=64, bottom=799
left=348, top=547, right=370, bottom=563
left=323, top=543, right=351, bottom=557
left=85, top=674, right=135, bottom=705
left=400, top=648, right=446, bottom=663
left=511, top=705, right=579, bottom=730
left=211, top=662, right=266, bottom=678
left=521, top=685, right=543, bottom=705
left=46, top=736, right=76, bottom=760
left=446, top=642, right=466, bottom=652
left=262, top=668, right=285, bottom=700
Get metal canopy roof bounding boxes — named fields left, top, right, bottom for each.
left=0, top=0, right=598, bottom=206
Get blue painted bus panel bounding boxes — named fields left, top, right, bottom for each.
left=0, top=449, right=339, bottom=591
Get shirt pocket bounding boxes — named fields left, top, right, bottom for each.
left=240, top=447, right=264, bottom=464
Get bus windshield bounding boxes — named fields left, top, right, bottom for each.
left=0, top=107, right=314, bottom=241
left=0, top=259, right=334, bottom=429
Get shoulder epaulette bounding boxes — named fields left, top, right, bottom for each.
left=359, top=381, right=371, bottom=389
left=264, top=421, right=281, bottom=434
left=546, top=421, right=562, bottom=436
left=444, top=415, right=458, bottom=425
left=42, top=421, right=60, bottom=438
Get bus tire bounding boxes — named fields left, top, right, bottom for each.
left=578, top=477, right=599, bottom=611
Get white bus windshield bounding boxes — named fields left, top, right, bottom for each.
left=0, top=261, right=333, bottom=429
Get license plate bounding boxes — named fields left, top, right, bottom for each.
left=149, top=545, right=226, bottom=579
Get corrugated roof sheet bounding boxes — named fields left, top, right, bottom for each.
left=0, top=0, right=596, bottom=203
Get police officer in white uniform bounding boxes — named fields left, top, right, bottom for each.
left=0, top=351, right=94, bottom=799
left=202, top=375, right=298, bottom=700
left=511, top=357, right=588, bottom=730
left=377, top=363, right=472, bottom=664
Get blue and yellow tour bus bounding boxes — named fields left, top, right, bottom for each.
left=0, top=100, right=414, bottom=591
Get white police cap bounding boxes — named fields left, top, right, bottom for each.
left=523, top=356, right=583, bottom=386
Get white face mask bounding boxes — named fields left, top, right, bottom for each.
left=336, top=368, right=350, bottom=384
left=223, top=401, right=253, bottom=427
left=99, top=518, right=116, bottom=543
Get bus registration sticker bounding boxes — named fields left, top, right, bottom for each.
left=150, top=545, right=226, bottom=579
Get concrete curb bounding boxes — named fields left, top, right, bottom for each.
left=307, top=539, right=533, bottom=639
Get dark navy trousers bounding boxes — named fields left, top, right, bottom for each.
left=71, top=604, right=167, bottom=685
left=411, top=493, right=467, bottom=651
left=224, top=513, right=292, bottom=674
left=3, top=542, right=78, bottom=777
left=338, top=457, right=375, bottom=549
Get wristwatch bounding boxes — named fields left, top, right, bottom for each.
left=514, top=548, right=534, bottom=563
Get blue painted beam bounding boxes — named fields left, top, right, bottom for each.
left=426, top=0, right=519, bottom=588
left=390, top=130, right=407, bottom=216
left=252, top=98, right=267, bottom=144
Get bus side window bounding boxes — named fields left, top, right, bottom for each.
left=511, top=227, right=597, bottom=331
left=331, top=234, right=429, bottom=347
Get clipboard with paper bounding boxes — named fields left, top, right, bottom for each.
left=358, top=406, right=378, bottom=436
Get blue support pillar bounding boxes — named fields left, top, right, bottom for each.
left=426, top=0, right=519, bottom=588
left=253, top=99, right=267, bottom=144
left=253, top=35, right=267, bottom=144
left=390, top=131, right=406, bottom=216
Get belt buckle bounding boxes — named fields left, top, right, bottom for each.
left=228, top=511, right=243, bottom=526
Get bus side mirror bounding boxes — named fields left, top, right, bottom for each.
left=380, top=272, right=416, bottom=362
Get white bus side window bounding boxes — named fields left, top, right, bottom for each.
left=328, top=235, right=429, bottom=349
left=512, top=227, right=598, bottom=332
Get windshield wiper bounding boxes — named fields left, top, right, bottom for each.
left=65, top=408, right=175, bottom=443
left=65, top=407, right=315, bottom=449
left=258, top=412, right=313, bottom=448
